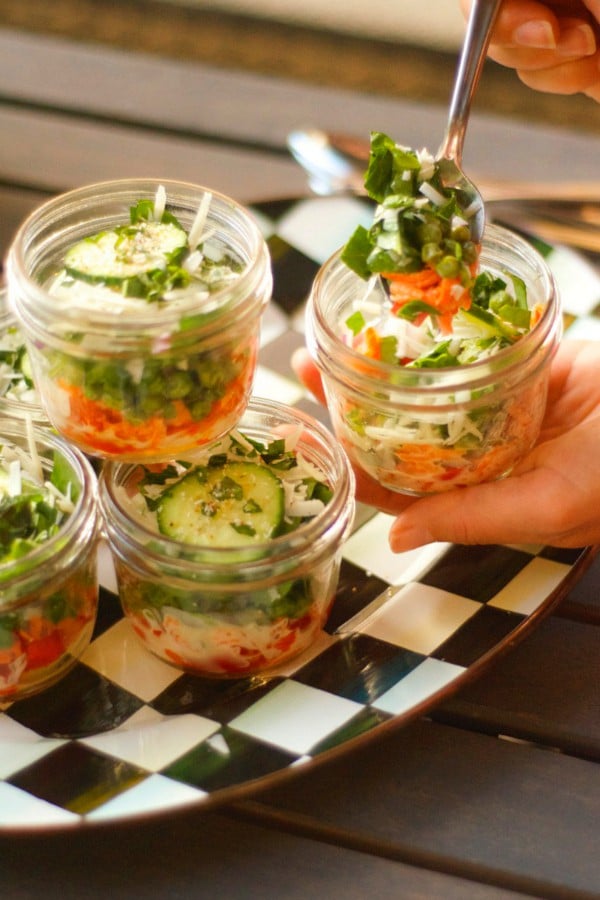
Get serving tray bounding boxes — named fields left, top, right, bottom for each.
left=1, top=195, right=597, bottom=831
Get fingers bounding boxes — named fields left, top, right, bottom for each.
left=389, top=418, right=600, bottom=551
left=461, top=0, right=600, bottom=96
left=352, top=466, right=421, bottom=517
left=388, top=466, right=599, bottom=550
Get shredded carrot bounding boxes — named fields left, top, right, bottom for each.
left=383, top=265, right=471, bottom=333
left=361, top=326, right=382, bottom=360
left=57, top=369, right=251, bottom=456
left=381, top=269, right=440, bottom=288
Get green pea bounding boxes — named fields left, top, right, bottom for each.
left=189, top=398, right=212, bottom=420
left=137, top=393, right=165, bottom=416
left=451, top=224, right=471, bottom=243
left=421, top=242, right=443, bottom=266
left=165, top=370, right=194, bottom=399
left=462, top=241, right=478, bottom=265
left=436, top=255, right=460, bottom=278
left=442, top=239, right=462, bottom=258
left=418, top=222, right=443, bottom=245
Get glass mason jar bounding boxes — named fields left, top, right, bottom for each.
left=0, top=287, right=47, bottom=426
left=6, top=179, right=272, bottom=462
left=98, top=398, right=355, bottom=678
left=0, top=420, right=100, bottom=702
left=306, top=224, right=562, bottom=496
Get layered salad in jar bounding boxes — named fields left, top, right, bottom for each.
left=0, top=426, right=98, bottom=700
left=9, top=182, right=270, bottom=461
left=0, top=288, right=45, bottom=423
left=102, top=424, right=343, bottom=677
left=317, top=131, right=556, bottom=494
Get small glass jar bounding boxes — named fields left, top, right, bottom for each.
left=6, top=179, right=272, bottom=462
left=0, top=287, right=46, bottom=426
left=0, top=420, right=100, bottom=702
left=98, top=398, right=355, bottom=677
left=306, top=224, right=562, bottom=496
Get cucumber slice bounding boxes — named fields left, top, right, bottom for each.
left=456, top=306, right=520, bottom=342
left=64, top=221, right=187, bottom=284
left=157, top=461, right=285, bottom=548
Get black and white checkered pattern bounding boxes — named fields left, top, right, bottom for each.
left=0, top=196, right=594, bottom=830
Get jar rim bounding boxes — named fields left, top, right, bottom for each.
left=0, top=288, right=47, bottom=421
left=308, top=223, right=560, bottom=394
left=98, top=397, right=355, bottom=578
left=6, top=178, right=271, bottom=338
left=0, top=421, right=99, bottom=606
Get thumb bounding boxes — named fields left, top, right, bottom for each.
left=388, top=468, right=559, bottom=551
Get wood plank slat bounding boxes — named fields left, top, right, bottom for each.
left=0, top=103, right=307, bottom=202
left=1, top=807, right=523, bottom=900
left=0, top=184, right=53, bottom=265
left=433, top=616, right=600, bottom=759
left=3, top=26, right=600, bottom=188
left=556, top=552, right=600, bottom=625
left=240, top=718, right=600, bottom=899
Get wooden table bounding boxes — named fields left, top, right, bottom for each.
left=1, top=25, right=599, bottom=899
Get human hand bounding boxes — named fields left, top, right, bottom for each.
left=460, top=0, right=600, bottom=101
left=291, top=340, right=600, bottom=549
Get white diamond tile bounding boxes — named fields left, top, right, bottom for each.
left=0, top=782, right=79, bottom=828
left=229, top=679, right=363, bottom=755
left=276, top=196, right=372, bottom=264
left=97, top=538, right=117, bottom=593
left=488, top=556, right=571, bottom=615
left=549, top=245, right=600, bottom=316
left=80, top=618, right=180, bottom=701
left=342, top=512, right=451, bottom=584
left=85, top=773, right=207, bottom=822
left=564, top=315, right=600, bottom=341
left=357, top=582, right=480, bottom=655
left=251, top=365, right=304, bottom=405
left=259, top=301, right=289, bottom=347
left=373, top=657, right=465, bottom=716
left=0, top=716, right=66, bottom=779
left=80, top=705, right=220, bottom=771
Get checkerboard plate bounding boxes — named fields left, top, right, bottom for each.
left=0, top=196, right=595, bottom=831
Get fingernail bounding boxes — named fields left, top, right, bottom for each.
left=556, top=23, right=596, bottom=56
left=513, top=20, right=557, bottom=49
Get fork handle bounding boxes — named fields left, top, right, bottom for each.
left=438, top=0, right=503, bottom=165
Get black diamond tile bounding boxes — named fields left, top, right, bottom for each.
left=540, top=545, right=585, bottom=565
left=268, top=235, right=319, bottom=314
left=252, top=197, right=300, bottom=222
left=420, top=544, right=534, bottom=603
left=161, top=725, right=297, bottom=793
left=151, top=674, right=285, bottom=724
left=6, top=663, right=144, bottom=738
left=326, top=559, right=390, bottom=634
left=311, top=705, right=393, bottom=756
left=7, top=741, right=148, bottom=814
left=92, top=586, right=123, bottom=639
left=431, top=604, right=524, bottom=667
left=293, top=633, right=425, bottom=704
